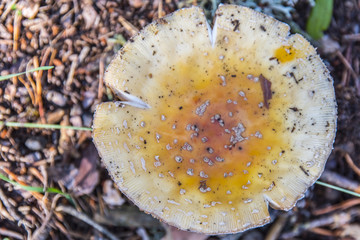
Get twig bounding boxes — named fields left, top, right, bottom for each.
left=2, top=167, right=46, bottom=202
left=73, top=0, right=79, bottom=15
left=344, top=153, right=360, bottom=177
left=0, top=201, right=15, bottom=221
left=0, top=150, right=8, bottom=162
left=55, top=205, right=119, bottom=240
left=18, top=76, right=35, bottom=105
left=0, top=161, right=11, bottom=169
left=28, top=167, right=44, bottom=183
left=336, top=50, right=360, bottom=95
left=51, top=29, right=65, bottom=46
left=13, top=10, right=21, bottom=51
left=97, top=188, right=105, bottom=216
left=53, top=219, right=73, bottom=240
left=137, top=228, right=150, bottom=240
left=0, top=0, right=18, bottom=22
left=313, top=198, right=360, bottom=216
left=118, top=15, right=139, bottom=36
left=265, top=213, right=289, bottom=240
left=336, top=50, right=357, bottom=79
left=53, top=220, right=71, bottom=239
left=343, top=33, right=360, bottom=42
left=0, top=39, right=13, bottom=45
left=0, top=228, right=23, bottom=240
left=0, top=187, right=20, bottom=221
left=32, top=194, right=62, bottom=240
left=309, top=228, right=337, bottom=238
left=40, top=165, right=48, bottom=194
left=280, top=209, right=358, bottom=239
left=98, top=57, right=104, bottom=100
left=341, top=64, right=349, bottom=86
left=48, top=48, right=57, bottom=81
left=39, top=47, right=52, bottom=79
left=66, top=55, right=78, bottom=87
left=26, top=61, right=37, bottom=95
left=0, top=169, right=72, bottom=203
left=158, top=0, right=165, bottom=18
left=33, top=56, right=46, bottom=124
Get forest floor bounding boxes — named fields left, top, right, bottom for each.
left=0, top=0, right=360, bottom=239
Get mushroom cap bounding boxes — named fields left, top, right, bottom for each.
left=93, top=4, right=337, bottom=234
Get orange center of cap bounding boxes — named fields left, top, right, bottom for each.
left=136, top=51, right=289, bottom=204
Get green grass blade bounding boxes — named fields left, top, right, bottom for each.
left=0, top=66, right=54, bottom=81
left=0, top=172, right=73, bottom=202
left=0, top=121, right=92, bottom=131
left=306, top=0, right=333, bottom=40
left=316, top=180, right=360, bottom=198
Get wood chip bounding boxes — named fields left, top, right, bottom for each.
left=259, top=74, right=272, bottom=109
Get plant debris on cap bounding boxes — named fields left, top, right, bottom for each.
left=93, top=4, right=337, bottom=234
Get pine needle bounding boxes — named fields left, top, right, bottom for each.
left=0, top=172, right=73, bottom=203
left=0, top=121, right=92, bottom=131
left=316, top=180, right=360, bottom=198
left=0, top=66, right=54, bottom=81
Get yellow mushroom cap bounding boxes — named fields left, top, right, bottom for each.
left=93, top=4, right=337, bottom=234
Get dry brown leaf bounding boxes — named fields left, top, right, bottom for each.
left=72, top=143, right=99, bottom=196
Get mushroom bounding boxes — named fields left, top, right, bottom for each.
left=93, top=4, right=337, bottom=234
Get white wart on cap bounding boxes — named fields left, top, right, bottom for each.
left=93, top=4, right=336, bottom=234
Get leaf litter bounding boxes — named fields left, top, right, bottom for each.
left=0, top=0, right=360, bottom=239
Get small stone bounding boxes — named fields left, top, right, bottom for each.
left=46, top=109, right=65, bottom=124
left=82, top=91, right=96, bottom=109
left=70, top=105, right=83, bottom=116
left=70, top=116, right=83, bottom=127
left=59, top=3, right=70, bottom=14
left=82, top=113, right=93, bottom=127
left=46, top=91, right=67, bottom=107
left=22, top=3, right=40, bottom=19
left=25, top=137, right=45, bottom=151
left=78, top=46, right=90, bottom=63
